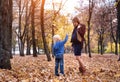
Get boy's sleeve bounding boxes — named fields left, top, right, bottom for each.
left=62, top=34, right=68, bottom=44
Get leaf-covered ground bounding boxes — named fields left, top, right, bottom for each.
left=0, top=54, right=120, bottom=82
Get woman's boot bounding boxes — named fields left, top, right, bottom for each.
left=79, top=66, right=86, bottom=75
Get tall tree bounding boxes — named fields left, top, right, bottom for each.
left=87, top=0, right=94, bottom=57
left=88, top=0, right=113, bottom=55
left=9, top=0, right=13, bottom=58
left=25, top=0, right=31, bottom=55
left=116, top=0, right=120, bottom=61
left=18, top=0, right=24, bottom=56
left=40, top=0, right=51, bottom=61
left=31, top=0, right=37, bottom=57
left=0, top=0, right=12, bottom=69
left=14, top=0, right=28, bottom=56
left=107, top=1, right=118, bottom=55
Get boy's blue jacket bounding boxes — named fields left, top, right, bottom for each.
left=53, top=34, right=68, bottom=57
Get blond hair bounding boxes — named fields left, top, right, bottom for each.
left=53, top=34, right=61, bottom=42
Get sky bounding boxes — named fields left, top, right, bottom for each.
left=45, top=0, right=80, bottom=17
left=62, top=0, right=79, bottom=15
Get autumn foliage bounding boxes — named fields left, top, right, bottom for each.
left=0, top=54, right=120, bottom=82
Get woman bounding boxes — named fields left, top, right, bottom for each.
left=71, top=17, right=86, bottom=75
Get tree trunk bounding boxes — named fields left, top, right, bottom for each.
left=8, top=0, right=13, bottom=58
left=111, top=27, right=118, bottom=55
left=18, top=0, right=25, bottom=56
left=109, top=15, right=118, bottom=55
left=24, top=0, right=31, bottom=55
left=116, top=0, right=120, bottom=60
left=26, top=28, right=31, bottom=55
left=87, top=21, right=91, bottom=57
left=19, top=39, right=24, bottom=56
left=26, top=34, right=31, bottom=55
left=110, top=12, right=118, bottom=55
left=115, top=15, right=118, bottom=55
left=0, top=0, right=12, bottom=69
left=87, top=0, right=94, bottom=57
left=110, top=16, right=113, bottom=53
left=40, top=0, right=51, bottom=61
left=117, top=6, right=120, bottom=59
left=98, top=37, right=100, bottom=54
left=100, top=34, right=103, bottom=55
left=84, top=40, right=87, bottom=54
left=31, top=0, right=37, bottom=57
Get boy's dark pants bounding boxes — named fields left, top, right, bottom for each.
left=55, top=57, right=64, bottom=75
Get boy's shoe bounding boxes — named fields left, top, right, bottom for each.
left=59, top=73, right=65, bottom=76
left=55, top=74, right=59, bottom=76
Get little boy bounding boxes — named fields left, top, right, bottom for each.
left=53, top=34, right=68, bottom=76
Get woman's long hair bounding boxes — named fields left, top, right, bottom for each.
left=72, top=17, right=80, bottom=24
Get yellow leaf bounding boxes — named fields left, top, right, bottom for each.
left=114, top=74, right=120, bottom=77
left=82, top=79, right=87, bottom=82
left=21, top=79, right=30, bottom=82
left=53, top=78, right=59, bottom=82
